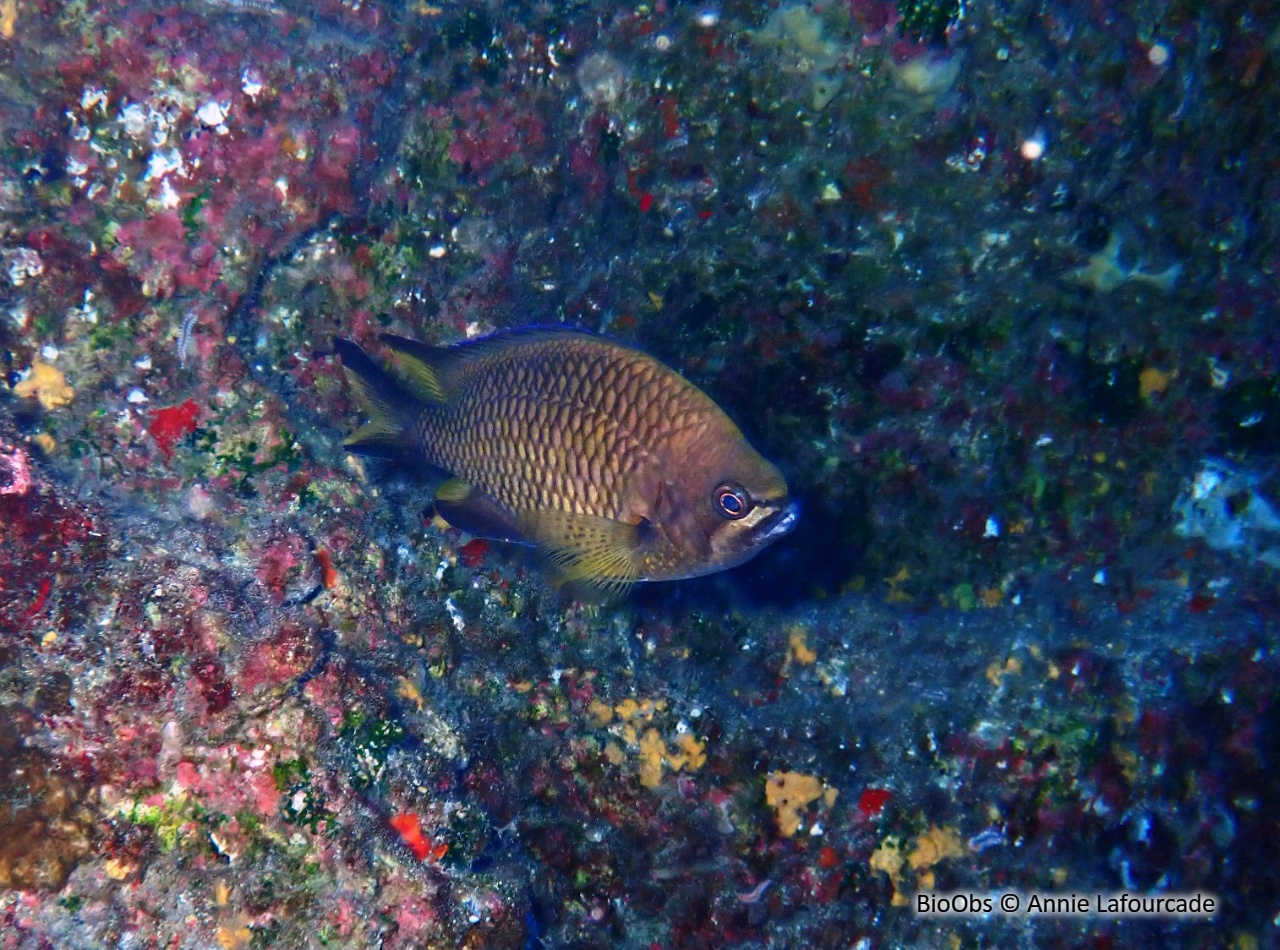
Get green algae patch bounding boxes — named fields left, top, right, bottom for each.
left=114, top=793, right=209, bottom=853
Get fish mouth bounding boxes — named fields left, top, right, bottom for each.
left=755, top=500, right=800, bottom=545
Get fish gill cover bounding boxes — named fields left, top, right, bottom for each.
left=0, top=0, right=1278, bottom=947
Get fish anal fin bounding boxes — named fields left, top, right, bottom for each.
left=434, top=478, right=528, bottom=545
left=518, top=509, right=643, bottom=595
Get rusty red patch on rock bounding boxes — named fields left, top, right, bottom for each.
left=148, top=399, right=200, bottom=460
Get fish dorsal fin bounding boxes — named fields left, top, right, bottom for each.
left=517, top=509, right=644, bottom=595
left=380, top=327, right=609, bottom=402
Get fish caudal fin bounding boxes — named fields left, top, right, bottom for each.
left=334, top=338, right=420, bottom=458
left=379, top=333, right=463, bottom=403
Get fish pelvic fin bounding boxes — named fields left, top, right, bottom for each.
left=518, top=509, right=644, bottom=596
left=334, top=338, right=421, bottom=458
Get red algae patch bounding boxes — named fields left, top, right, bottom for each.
left=147, top=399, right=201, bottom=460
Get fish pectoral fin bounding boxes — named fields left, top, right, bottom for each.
left=434, top=478, right=529, bottom=545
left=518, top=509, right=643, bottom=594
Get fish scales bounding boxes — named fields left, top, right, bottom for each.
left=421, top=339, right=682, bottom=519
left=335, top=328, right=798, bottom=587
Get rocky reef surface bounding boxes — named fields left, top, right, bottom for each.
left=2, top=0, right=1278, bottom=946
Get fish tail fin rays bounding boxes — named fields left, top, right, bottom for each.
left=379, top=333, right=465, bottom=403
left=518, top=510, right=644, bottom=597
left=334, top=338, right=421, bottom=458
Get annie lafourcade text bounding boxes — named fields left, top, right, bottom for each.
left=916, top=891, right=1217, bottom=917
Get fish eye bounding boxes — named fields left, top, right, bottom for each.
left=713, top=483, right=751, bottom=520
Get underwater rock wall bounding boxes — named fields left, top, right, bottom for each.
left=1, top=0, right=1279, bottom=946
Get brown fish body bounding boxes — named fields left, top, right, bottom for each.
left=335, top=329, right=797, bottom=588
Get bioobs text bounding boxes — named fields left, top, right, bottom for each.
left=917, top=893, right=992, bottom=915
